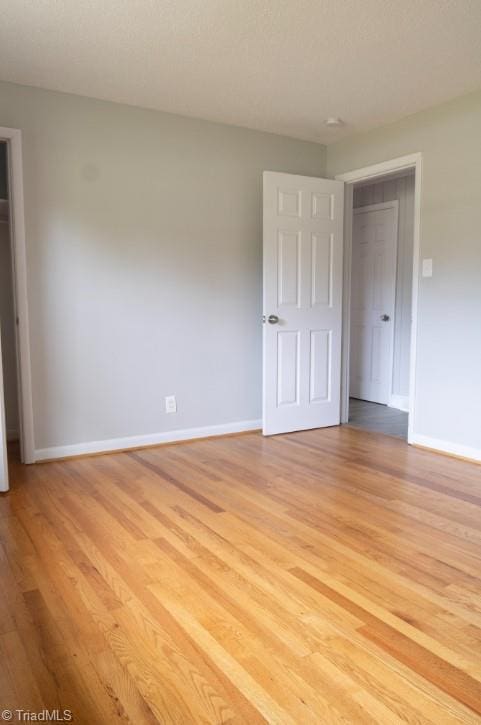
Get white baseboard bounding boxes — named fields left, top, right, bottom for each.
left=34, top=418, right=262, bottom=462
left=411, top=433, right=481, bottom=463
left=388, top=395, right=409, bottom=412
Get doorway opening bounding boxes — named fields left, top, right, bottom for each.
left=0, top=142, right=21, bottom=454
left=347, top=170, right=414, bottom=439
left=0, top=127, right=35, bottom=491
left=336, top=154, right=422, bottom=443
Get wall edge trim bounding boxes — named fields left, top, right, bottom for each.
left=411, top=433, right=481, bottom=463
left=34, top=418, right=262, bottom=462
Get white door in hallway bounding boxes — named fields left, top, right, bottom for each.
left=350, top=201, right=398, bottom=405
left=263, top=171, right=344, bottom=435
left=0, top=322, right=9, bottom=491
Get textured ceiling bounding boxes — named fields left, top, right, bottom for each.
left=1, top=0, right=481, bottom=143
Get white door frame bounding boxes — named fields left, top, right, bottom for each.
left=335, top=153, right=422, bottom=444
left=0, top=126, right=35, bottom=464
left=351, top=200, right=399, bottom=406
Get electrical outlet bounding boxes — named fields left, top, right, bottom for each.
left=165, top=395, right=177, bottom=414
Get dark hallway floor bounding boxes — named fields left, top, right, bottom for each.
left=346, top=397, right=408, bottom=439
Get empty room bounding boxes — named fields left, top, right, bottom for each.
left=1, top=1, right=481, bottom=722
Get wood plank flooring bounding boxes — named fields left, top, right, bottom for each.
left=1, top=426, right=481, bottom=723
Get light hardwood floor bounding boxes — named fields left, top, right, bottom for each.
left=2, top=427, right=481, bottom=723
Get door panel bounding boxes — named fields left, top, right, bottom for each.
left=309, top=329, right=331, bottom=402
left=278, top=231, right=301, bottom=307
left=350, top=203, right=398, bottom=405
left=311, top=233, right=332, bottom=307
left=277, top=331, right=300, bottom=406
left=263, top=172, right=344, bottom=435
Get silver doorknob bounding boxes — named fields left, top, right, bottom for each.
left=267, top=314, right=279, bottom=324
left=380, top=314, right=390, bottom=321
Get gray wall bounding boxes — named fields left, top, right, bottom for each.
left=353, top=173, right=414, bottom=401
left=327, top=90, right=481, bottom=452
left=0, top=81, right=325, bottom=451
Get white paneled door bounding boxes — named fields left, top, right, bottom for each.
left=350, top=202, right=398, bottom=405
left=0, top=322, right=9, bottom=491
left=263, top=172, right=344, bottom=435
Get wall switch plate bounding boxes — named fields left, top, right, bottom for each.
left=422, top=258, right=433, bottom=278
left=165, top=395, right=177, bottom=413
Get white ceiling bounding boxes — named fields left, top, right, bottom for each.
left=1, top=0, right=481, bottom=144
